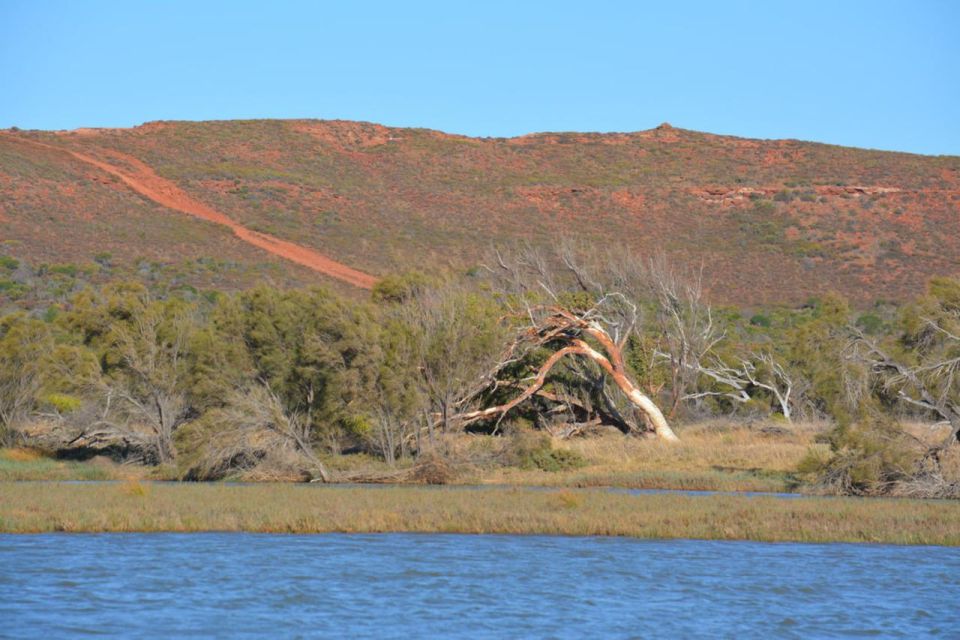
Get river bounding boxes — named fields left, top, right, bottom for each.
left=2, top=533, right=957, bottom=638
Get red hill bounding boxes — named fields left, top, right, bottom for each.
left=2, top=119, right=958, bottom=304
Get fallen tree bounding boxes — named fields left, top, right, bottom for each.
left=436, top=245, right=679, bottom=441
left=453, top=303, right=678, bottom=441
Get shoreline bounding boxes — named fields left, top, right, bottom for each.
left=2, top=482, right=958, bottom=545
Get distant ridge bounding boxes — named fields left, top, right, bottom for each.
left=2, top=119, right=958, bottom=304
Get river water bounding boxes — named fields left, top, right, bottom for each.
left=2, top=533, right=957, bottom=638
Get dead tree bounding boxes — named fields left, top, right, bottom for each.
left=399, top=283, right=507, bottom=442
left=669, top=352, right=797, bottom=421
left=454, top=304, right=679, bottom=441
left=453, top=244, right=679, bottom=441
left=740, top=353, right=796, bottom=421
left=646, top=255, right=726, bottom=417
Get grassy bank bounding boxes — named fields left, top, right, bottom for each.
left=472, top=422, right=816, bottom=492
left=0, top=421, right=824, bottom=492
left=1, top=421, right=818, bottom=490
left=0, top=447, right=140, bottom=481
left=2, top=482, right=958, bottom=545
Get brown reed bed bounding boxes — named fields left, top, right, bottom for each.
left=2, top=482, right=958, bottom=545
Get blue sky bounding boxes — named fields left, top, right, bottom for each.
left=1, top=1, right=958, bottom=155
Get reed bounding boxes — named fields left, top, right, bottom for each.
left=2, top=482, right=958, bottom=545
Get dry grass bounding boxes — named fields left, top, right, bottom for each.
left=1, top=482, right=958, bottom=545
left=0, top=448, right=43, bottom=462
left=0, top=422, right=827, bottom=492
left=0, top=448, right=150, bottom=481
left=468, top=420, right=826, bottom=492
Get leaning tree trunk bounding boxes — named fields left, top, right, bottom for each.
left=453, top=311, right=679, bottom=442
left=572, top=337, right=679, bottom=442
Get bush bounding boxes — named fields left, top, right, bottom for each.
left=412, top=452, right=454, bottom=484
left=371, top=271, right=430, bottom=304
left=855, top=312, right=883, bottom=335
left=41, top=393, right=82, bottom=414
left=800, top=419, right=919, bottom=495
left=507, top=428, right=587, bottom=472
left=94, top=252, right=113, bottom=267
left=749, top=313, right=771, bottom=328
left=0, top=280, right=27, bottom=298
left=49, top=264, right=79, bottom=277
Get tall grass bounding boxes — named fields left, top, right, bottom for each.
left=0, top=449, right=125, bottom=481
left=0, top=423, right=824, bottom=491
left=1, top=482, right=958, bottom=545
left=465, top=422, right=823, bottom=492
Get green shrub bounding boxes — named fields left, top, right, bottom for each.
left=731, top=200, right=788, bottom=246
left=41, top=393, right=83, bottom=414
left=49, top=264, right=79, bottom=277
left=527, top=447, right=588, bottom=472
left=749, top=313, right=772, bottom=328
left=802, top=420, right=919, bottom=495
left=855, top=312, right=883, bottom=335
left=371, top=272, right=430, bottom=304
left=0, top=280, right=27, bottom=299
left=94, top=252, right=113, bottom=267
left=508, top=428, right=587, bottom=472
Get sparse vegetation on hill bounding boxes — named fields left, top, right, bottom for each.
left=2, top=120, right=958, bottom=304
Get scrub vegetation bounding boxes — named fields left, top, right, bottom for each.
left=4, top=120, right=960, bottom=306
left=1, top=241, right=958, bottom=500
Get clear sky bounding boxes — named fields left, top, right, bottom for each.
left=1, top=0, right=958, bottom=155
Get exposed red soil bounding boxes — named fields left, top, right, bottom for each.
left=4, top=135, right=377, bottom=289
left=690, top=184, right=919, bottom=206
left=4, top=119, right=959, bottom=305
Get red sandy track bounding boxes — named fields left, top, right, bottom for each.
left=5, top=135, right=378, bottom=289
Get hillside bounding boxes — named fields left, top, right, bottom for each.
left=2, top=119, right=959, bottom=305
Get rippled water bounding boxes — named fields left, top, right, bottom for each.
left=2, top=533, right=958, bottom=638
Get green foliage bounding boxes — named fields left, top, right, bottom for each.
left=0, top=280, right=27, bottom=299
left=855, top=312, right=883, bottom=335
left=529, top=447, right=588, bottom=472
left=48, top=264, right=79, bottom=277
left=0, top=314, right=55, bottom=434
left=749, top=313, right=772, bottom=328
left=1, top=253, right=957, bottom=487
left=732, top=200, right=789, bottom=247
left=928, top=276, right=960, bottom=313
left=782, top=292, right=860, bottom=422
left=41, top=393, right=82, bottom=414
left=371, top=271, right=430, bottom=304
left=508, top=428, right=587, bottom=472
left=801, top=418, right=919, bottom=495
